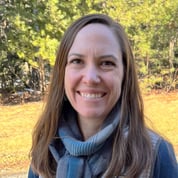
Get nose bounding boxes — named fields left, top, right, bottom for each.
left=82, top=65, right=101, bottom=85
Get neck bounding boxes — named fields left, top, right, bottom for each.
left=77, top=116, right=104, bottom=140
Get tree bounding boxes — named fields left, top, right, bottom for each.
left=1, top=0, right=177, bottom=96
left=104, top=0, right=178, bottom=91
left=0, top=0, right=104, bottom=94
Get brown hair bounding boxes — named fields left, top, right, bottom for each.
left=30, top=14, right=152, bottom=178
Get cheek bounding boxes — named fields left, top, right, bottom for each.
left=110, top=73, right=123, bottom=98
left=64, top=69, right=79, bottom=94
left=64, top=69, right=71, bottom=94
left=112, top=81, right=122, bottom=98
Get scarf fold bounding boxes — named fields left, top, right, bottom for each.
left=49, top=102, right=121, bottom=178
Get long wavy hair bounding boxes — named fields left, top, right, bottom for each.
left=30, top=14, right=152, bottom=178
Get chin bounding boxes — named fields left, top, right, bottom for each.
left=79, top=111, right=106, bottom=120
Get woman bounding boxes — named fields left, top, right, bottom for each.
left=28, top=14, right=178, bottom=178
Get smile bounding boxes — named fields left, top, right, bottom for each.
left=79, top=92, right=105, bottom=99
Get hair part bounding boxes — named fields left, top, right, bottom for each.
left=30, top=14, right=153, bottom=178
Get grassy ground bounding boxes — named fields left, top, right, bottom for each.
left=0, top=92, right=177, bottom=175
left=0, top=102, right=43, bottom=175
left=144, top=92, right=178, bottom=156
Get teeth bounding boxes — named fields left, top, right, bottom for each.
left=80, top=93, right=102, bottom=99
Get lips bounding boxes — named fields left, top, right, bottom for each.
left=77, top=91, right=106, bottom=99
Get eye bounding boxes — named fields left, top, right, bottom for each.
left=101, top=61, right=115, bottom=66
left=100, top=60, right=116, bottom=69
left=68, top=58, right=83, bottom=65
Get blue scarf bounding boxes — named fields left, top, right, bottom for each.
left=49, top=102, right=121, bottom=178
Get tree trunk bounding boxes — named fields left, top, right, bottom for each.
left=38, top=56, right=45, bottom=94
left=169, top=37, right=175, bottom=69
left=167, top=37, right=176, bottom=91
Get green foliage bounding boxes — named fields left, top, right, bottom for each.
left=0, top=54, right=28, bottom=93
left=0, top=0, right=178, bottom=93
left=104, top=0, right=178, bottom=91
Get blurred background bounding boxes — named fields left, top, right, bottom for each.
left=0, top=0, right=177, bottom=177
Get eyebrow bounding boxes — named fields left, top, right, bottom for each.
left=68, top=53, right=118, bottom=61
left=98, top=54, right=118, bottom=61
left=68, top=53, right=84, bottom=58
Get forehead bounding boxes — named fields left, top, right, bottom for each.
left=75, top=23, right=117, bottom=42
left=68, top=23, right=121, bottom=54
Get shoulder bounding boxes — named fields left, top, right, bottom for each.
left=28, top=166, right=39, bottom=178
left=153, top=138, right=178, bottom=178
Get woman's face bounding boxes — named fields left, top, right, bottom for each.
left=64, top=23, right=124, bottom=123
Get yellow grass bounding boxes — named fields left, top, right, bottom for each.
left=0, top=93, right=177, bottom=175
left=0, top=102, right=43, bottom=175
left=144, top=92, right=178, bottom=155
